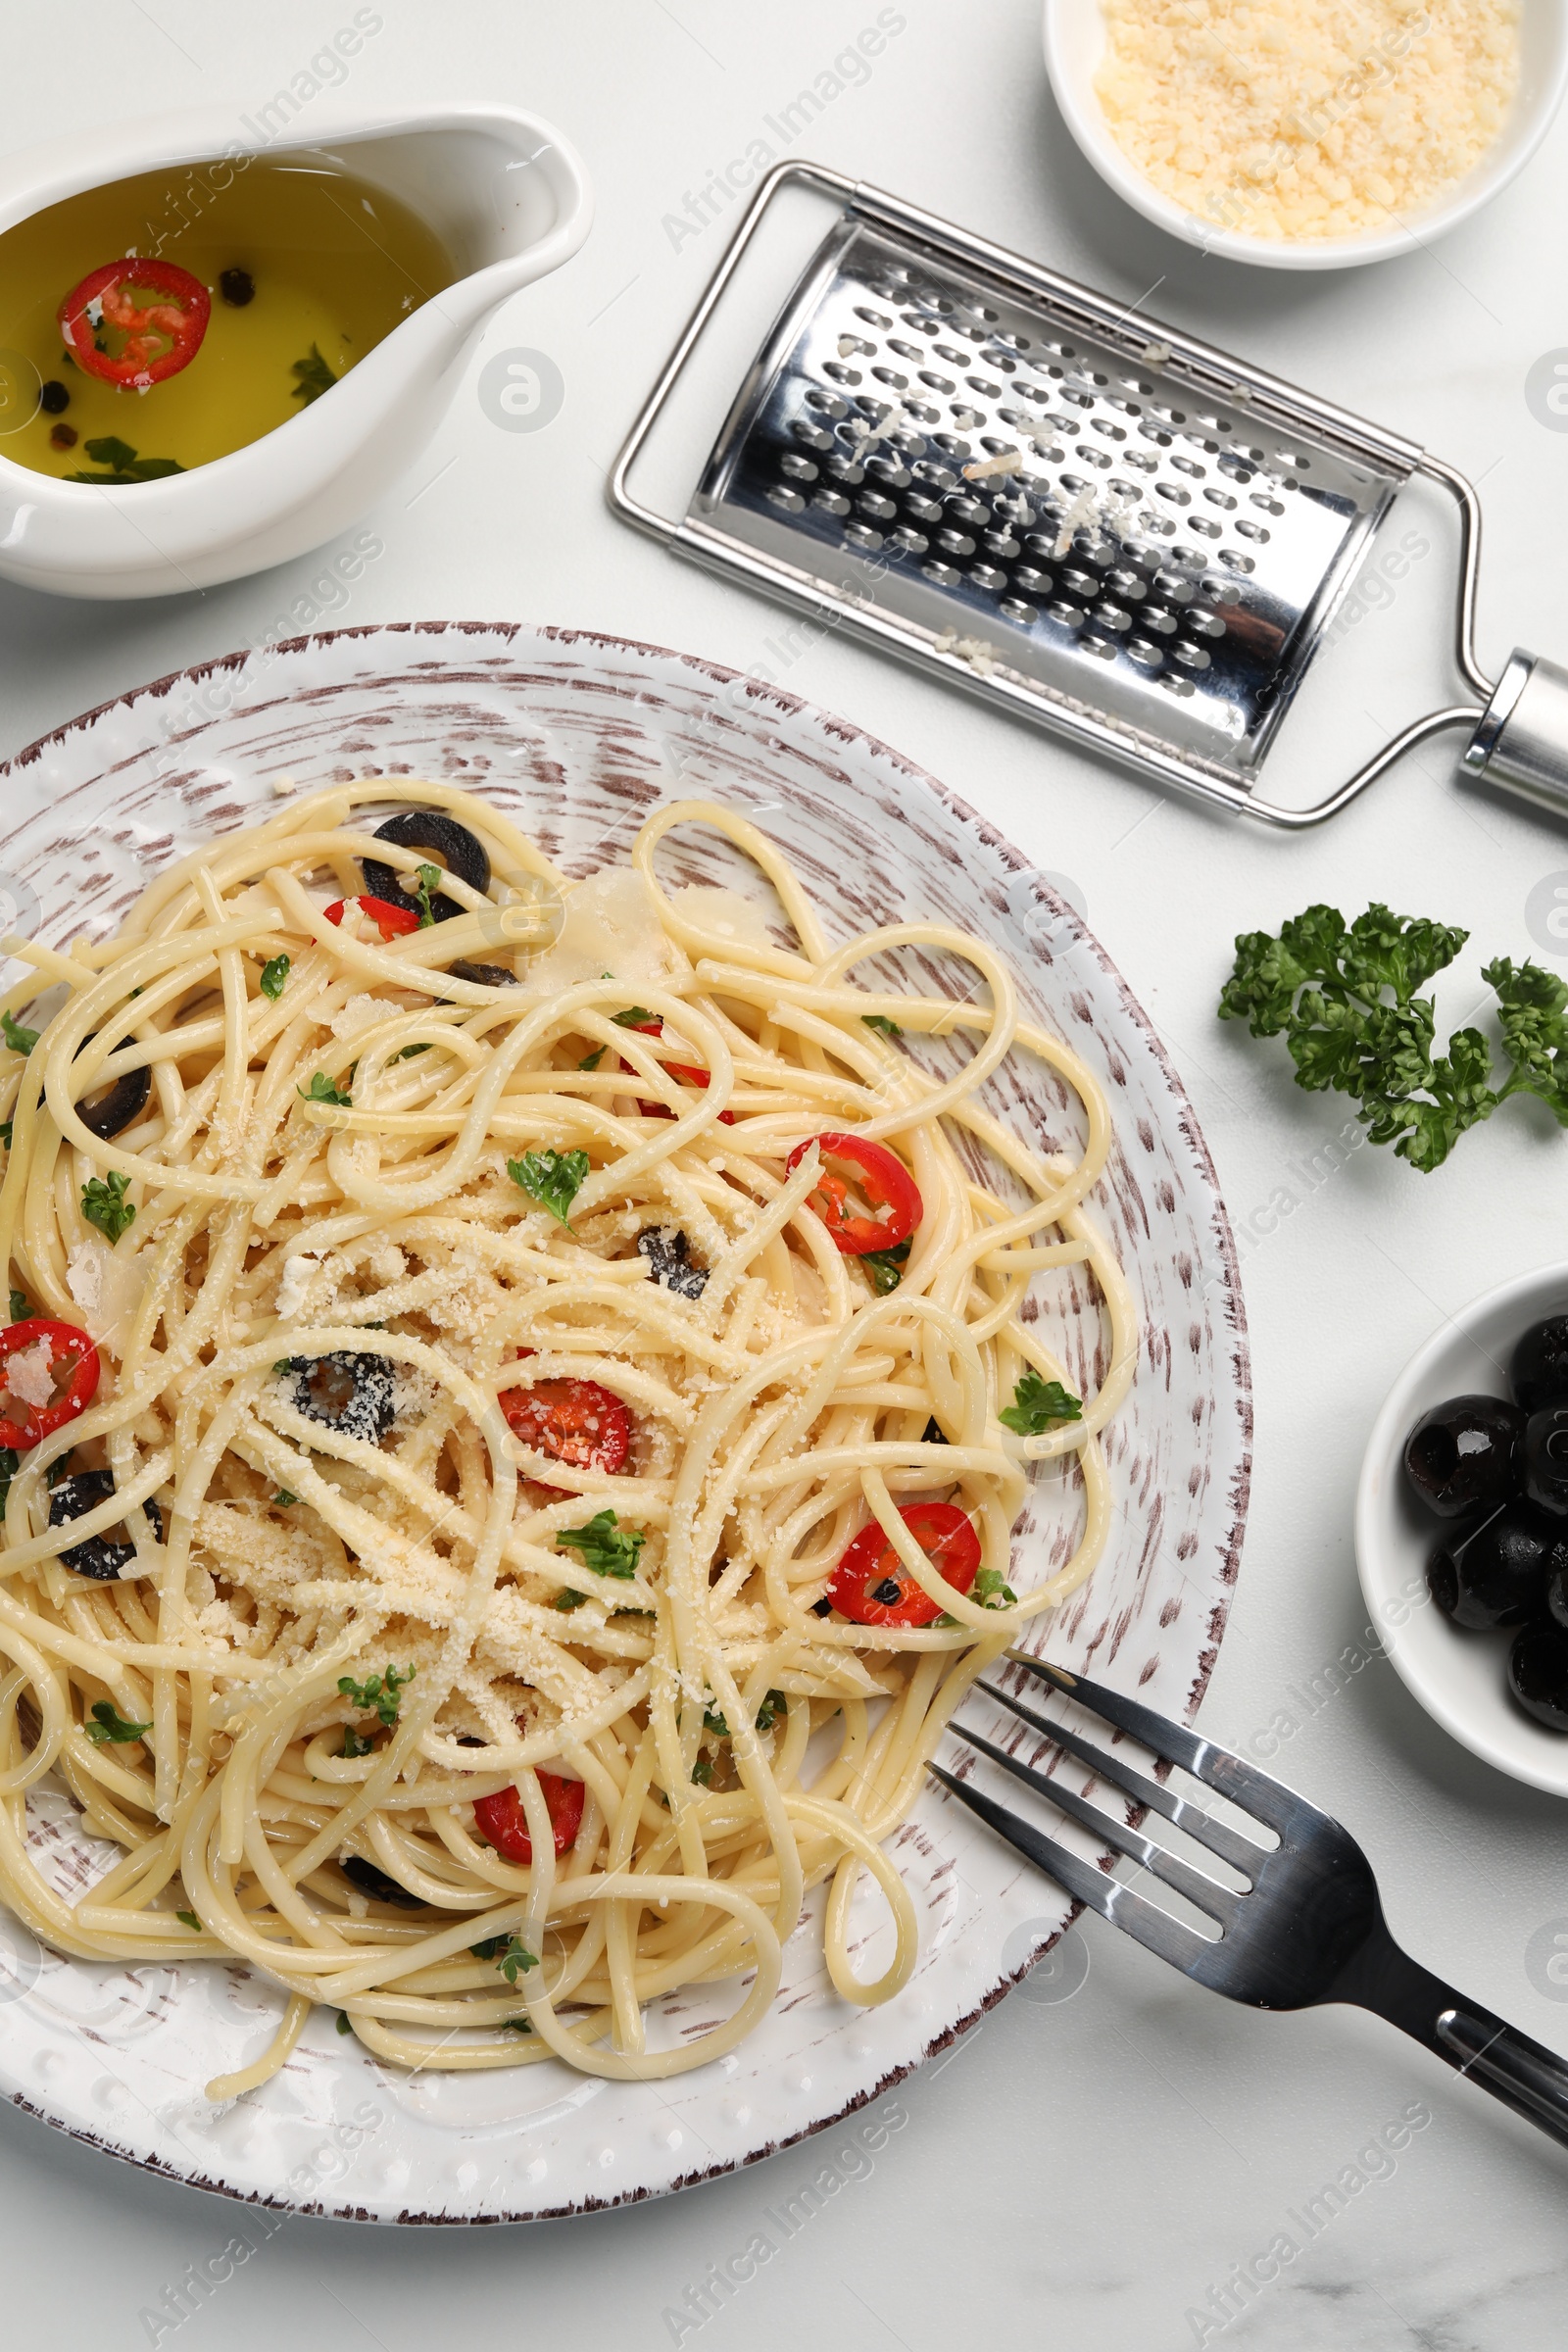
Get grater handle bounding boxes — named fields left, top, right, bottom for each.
left=1461, top=653, right=1568, bottom=818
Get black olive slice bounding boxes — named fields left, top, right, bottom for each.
left=922, top=1416, right=949, bottom=1445
left=362, top=810, right=490, bottom=924
left=637, top=1226, right=709, bottom=1299
left=75, top=1054, right=152, bottom=1141
left=339, top=1854, right=426, bottom=1909
left=49, top=1468, right=161, bottom=1582
left=446, top=959, right=517, bottom=988
left=281, top=1350, right=396, bottom=1445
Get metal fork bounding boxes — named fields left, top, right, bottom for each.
left=931, top=1654, right=1568, bottom=2149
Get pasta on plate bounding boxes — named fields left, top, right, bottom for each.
left=0, top=784, right=1132, bottom=2095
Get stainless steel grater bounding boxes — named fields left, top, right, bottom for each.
left=611, top=161, right=1568, bottom=831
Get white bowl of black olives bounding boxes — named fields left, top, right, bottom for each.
left=1357, top=1266, right=1568, bottom=1793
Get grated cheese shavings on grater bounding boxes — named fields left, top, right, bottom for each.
left=1095, top=0, right=1521, bottom=242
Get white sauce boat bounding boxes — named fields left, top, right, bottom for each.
left=0, top=103, right=592, bottom=600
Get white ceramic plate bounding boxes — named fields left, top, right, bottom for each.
left=0, top=624, right=1250, bottom=2221
left=1042, top=0, right=1568, bottom=271
left=1356, top=1262, right=1568, bottom=1796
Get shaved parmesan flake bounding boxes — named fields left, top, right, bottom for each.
left=7, top=1337, right=55, bottom=1409
left=519, top=867, right=691, bottom=1004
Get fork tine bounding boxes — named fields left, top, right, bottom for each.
left=954, top=1720, right=1240, bottom=1928
left=927, top=1762, right=1213, bottom=1976
left=975, top=1678, right=1264, bottom=1873
left=1006, top=1654, right=1303, bottom=1837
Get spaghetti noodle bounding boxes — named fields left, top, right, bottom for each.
left=0, top=785, right=1133, bottom=2093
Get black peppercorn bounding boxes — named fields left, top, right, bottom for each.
left=39, top=378, right=69, bottom=415
left=219, top=268, right=256, bottom=307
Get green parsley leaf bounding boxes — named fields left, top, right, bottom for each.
left=703, top=1705, right=729, bottom=1739
left=612, top=1006, right=658, bottom=1029
left=399, top=1042, right=431, bottom=1059
left=1486, top=957, right=1568, bottom=1126
left=9, top=1290, right=28, bottom=1322
left=502, top=2016, right=533, bottom=2034
left=259, top=953, right=290, bottom=1002
left=554, top=1588, right=589, bottom=1612
left=290, top=344, right=338, bottom=406
left=974, top=1565, right=1017, bottom=1610
left=1, top=1011, right=38, bottom=1056
left=861, top=1013, right=903, bottom=1039
left=46, top=1450, right=74, bottom=1487
left=578, top=1047, right=606, bottom=1071
left=341, top=1726, right=377, bottom=1759
left=299, top=1071, right=353, bottom=1108
left=690, top=1756, right=714, bottom=1787
left=81, top=1170, right=135, bottom=1243
left=862, top=1238, right=910, bottom=1296
left=175, top=1909, right=202, bottom=1931
left=338, top=1663, right=416, bottom=1729
left=755, top=1688, right=788, bottom=1734
left=555, top=1509, right=645, bottom=1580
left=0, top=1124, right=11, bottom=1150
left=476, top=1934, right=538, bottom=1986
left=66, top=436, right=185, bottom=483
left=85, top=1699, right=151, bottom=1745
left=273, top=1490, right=298, bottom=1507
left=411, top=863, right=443, bottom=928
left=1217, top=903, right=1505, bottom=1172
left=508, top=1147, right=589, bottom=1229
left=336, top=2009, right=353, bottom=2034
left=1000, top=1370, right=1083, bottom=1436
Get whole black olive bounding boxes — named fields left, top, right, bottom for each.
left=1427, top=1504, right=1568, bottom=1630
left=362, top=810, right=490, bottom=924
left=1403, top=1395, right=1524, bottom=1518
left=1512, top=1314, right=1568, bottom=1413
left=1526, top=1406, right=1568, bottom=1517
left=1508, top=1619, right=1568, bottom=1733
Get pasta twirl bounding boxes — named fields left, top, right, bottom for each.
left=0, top=785, right=1132, bottom=2094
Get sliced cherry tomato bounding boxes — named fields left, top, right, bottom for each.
left=473, top=1770, right=585, bottom=1865
left=785, top=1132, right=922, bottom=1255
left=617, top=1016, right=735, bottom=1125
left=323, top=895, right=420, bottom=942
left=501, top=1376, right=632, bottom=1477
left=58, top=258, right=211, bottom=388
left=0, top=1318, right=101, bottom=1450
left=826, top=1501, right=980, bottom=1628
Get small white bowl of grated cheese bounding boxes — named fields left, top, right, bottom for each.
left=1043, top=0, right=1568, bottom=270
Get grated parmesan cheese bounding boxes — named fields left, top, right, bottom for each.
left=6, top=1336, right=56, bottom=1409
left=1095, top=0, right=1521, bottom=242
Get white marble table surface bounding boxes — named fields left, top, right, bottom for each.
left=5, top=3, right=1568, bottom=2345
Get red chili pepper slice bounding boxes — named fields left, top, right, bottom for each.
left=473, top=1770, right=585, bottom=1865
left=323, top=895, right=420, bottom=942
left=617, top=1017, right=735, bottom=1124
left=0, top=1317, right=102, bottom=1450
left=58, top=258, right=211, bottom=388
left=501, top=1377, right=632, bottom=1477
left=785, top=1132, right=922, bottom=1255
left=826, top=1501, right=980, bottom=1629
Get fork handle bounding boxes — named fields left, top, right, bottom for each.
left=1351, top=1938, right=1568, bottom=2150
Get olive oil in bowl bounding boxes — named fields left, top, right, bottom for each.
left=0, top=156, right=459, bottom=483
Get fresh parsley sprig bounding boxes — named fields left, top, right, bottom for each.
left=471, top=1934, right=539, bottom=1986
left=290, top=344, right=337, bottom=406
left=508, top=1148, right=589, bottom=1229
left=861, top=1012, right=902, bottom=1039
left=1000, top=1370, right=1082, bottom=1436
left=411, top=863, right=443, bottom=928
left=82, top=1171, right=135, bottom=1243
left=85, top=1699, right=151, bottom=1744
left=555, top=1509, right=645, bottom=1580
left=300, top=1071, right=353, bottom=1108
left=1, top=1012, right=37, bottom=1056
left=339, top=1663, right=416, bottom=1729
left=1219, top=903, right=1568, bottom=1172
left=259, top=954, right=291, bottom=1002
left=862, top=1238, right=910, bottom=1296
left=612, top=1006, right=658, bottom=1029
